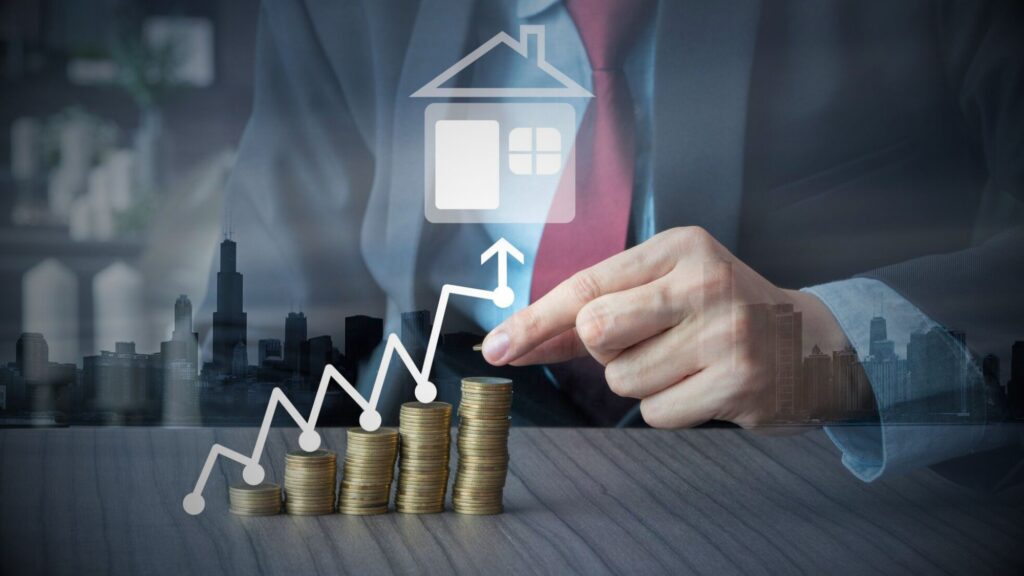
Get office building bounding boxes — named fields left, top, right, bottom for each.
left=301, top=335, right=334, bottom=390
left=401, top=310, right=432, bottom=363
left=345, top=315, right=383, bottom=364
left=259, top=339, right=282, bottom=366
left=83, top=342, right=160, bottom=418
left=284, top=312, right=307, bottom=372
left=802, top=345, right=831, bottom=416
left=773, top=303, right=802, bottom=419
left=16, top=332, right=48, bottom=385
left=907, top=327, right=968, bottom=415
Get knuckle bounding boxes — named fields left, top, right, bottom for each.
left=699, top=264, right=731, bottom=298
left=687, top=226, right=713, bottom=249
left=568, top=270, right=602, bottom=304
left=652, top=283, right=674, bottom=316
left=576, top=303, right=609, bottom=349
left=667, top=226, right=711, bottom=251
left=604, top=361, right=632, bottom=397
left=515, top=306, right=542, bottom=340
left=731, top=305, right=759, bottom=343
left=640, top=399, right=670, bottom=429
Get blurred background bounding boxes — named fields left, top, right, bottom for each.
left=0, top=0, right=259, bottom=425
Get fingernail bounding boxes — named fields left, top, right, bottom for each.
left=482, top=331, right=510, bottom=364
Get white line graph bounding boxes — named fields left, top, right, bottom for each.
left=182, top=238, right=524, bottom=515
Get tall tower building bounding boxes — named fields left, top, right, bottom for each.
left=772, top=304, right=802, bottom=419
left=162, top=294, right=200, bottom=424
left=170, top=294, right=199, bottom=374
left=173, top=295, right=195, bottom=340
left=212, top=239, right=247, bottom=376
left=284, top=312, right=307, bottom=372
left=868, top=316, right=896, bottom=361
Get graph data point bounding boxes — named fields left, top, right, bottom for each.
left=492, top=285, right=514, bottom=309
left=299, top=430, right=321, bottom=452
left=360, top=410, right=382, bottom=431
left=243, top=464, right=265, bottom=485
left=415, top=382, right=437, bottom=403
left=182, top=493, right=205, bottom=516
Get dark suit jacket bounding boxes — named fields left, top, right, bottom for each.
left=219, top=0, right=1023, bottom=479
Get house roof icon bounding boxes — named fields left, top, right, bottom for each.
left=411, top=25, right=593, bottom=99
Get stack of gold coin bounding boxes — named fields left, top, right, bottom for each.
left=283, top=449, right=337, bottom=515
left=453, top=377, right=513, bottom=515
left=396, top=402, right=452, bottom=513
left=338, top=428, right=399, bottom=515
left=229, top=483, right=281, bottom=516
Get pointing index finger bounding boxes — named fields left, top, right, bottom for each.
left=482, top=236, right=677, bottom=365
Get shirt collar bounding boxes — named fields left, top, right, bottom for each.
left=517, top=0, right=561, bottom=20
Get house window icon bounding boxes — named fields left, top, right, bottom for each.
left=413, top=25, right=592, bottom=224
left=509, top=127, right=562, bottom=176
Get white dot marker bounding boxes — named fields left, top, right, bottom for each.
left=492, top=285, right=514, bottom=309
left=182, top=493, right=205, bottom=516
left=360, top=410, right=382, bottom=431
left=415, top=382, right=437, bottom=403
left=298, top=430, right=321, bottom=452
left=242, top=464, right=265, bottom=485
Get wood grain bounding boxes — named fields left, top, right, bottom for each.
left=0, top=427, right=1021, bottom=575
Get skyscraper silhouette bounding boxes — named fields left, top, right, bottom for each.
left=258, top=339, right=282, bottom=367
left=802, top=344, right=831, bottom=416
left=162, top=294, right=199, bottom=424
left=212, top=239, right=247, bottom=377
left=868, top=315, right=896, bottom=361
left=345, top=315, right=383, bottom=364
left=170, top=294, right=198, bottom=374
left=284, top=312, right=307, bottom=373
left=16, top=332, right=48, bottom=385
left=401, top=310, right=432, bottom=364
left=773, top=303, right=802, bottom=418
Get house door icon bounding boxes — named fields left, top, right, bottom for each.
left=413, top=25, right=592, bottom=224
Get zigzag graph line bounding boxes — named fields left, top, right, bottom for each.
left=182, top=240, right=523, bottom=515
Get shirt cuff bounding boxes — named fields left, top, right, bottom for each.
left=802, top=278, right=990, bottom=482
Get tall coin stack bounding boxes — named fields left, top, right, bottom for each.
left=229, top=483, right=282, bottom=516
left=283, top=449, right=337, bottom=515
left=338, top=428, right=399, bottom=515
left=453, top=377, right=513, bottom=515
left=396, top=402, right=452, bottom=513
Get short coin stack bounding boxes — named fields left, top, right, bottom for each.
left=338, top=428, right=399, bottom=515
left=396, top=402, right=452, bottom=513
left=284, top=449, right=337, bottom=515
left=453, top=377, right=513, bottom=515
left=229, top=483, right=282, bottom=516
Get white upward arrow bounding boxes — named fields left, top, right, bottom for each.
left=481, top=237, right=525, bottom=289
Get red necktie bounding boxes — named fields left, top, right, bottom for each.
left=530, top=0, right=656, bottom=301
left=530, top=0, right=655, bottom=426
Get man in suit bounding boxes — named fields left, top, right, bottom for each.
left=217, top=0, right=1023, bottom=484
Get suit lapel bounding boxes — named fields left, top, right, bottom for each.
left=652, top=0, right=762, bottom=252
left=370, top=0, right=475, bottom=311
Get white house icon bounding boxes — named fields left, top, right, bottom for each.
left=413, top=25, right=592, bottom=224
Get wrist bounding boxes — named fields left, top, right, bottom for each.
left=785, top=289, right=851, bottom=357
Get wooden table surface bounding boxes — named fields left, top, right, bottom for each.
left=1, top=427, right=1021, bottom=575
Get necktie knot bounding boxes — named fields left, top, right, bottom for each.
left=565, top=0, right=656, bottom=70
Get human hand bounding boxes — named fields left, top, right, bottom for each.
left=481, top=227, right=850, bottom=429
